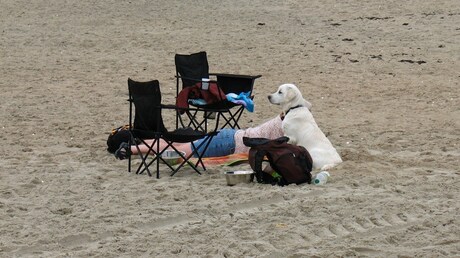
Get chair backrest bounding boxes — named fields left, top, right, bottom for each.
left=175, top=51, right=210, bottom=88
left=216, top=74, right=259, bottom=95
left=127, top=78, right=167, bottom=133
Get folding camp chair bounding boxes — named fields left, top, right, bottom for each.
left=175, top=51, right=261, bottom=131
left=127, top=78, right=220, bottom=178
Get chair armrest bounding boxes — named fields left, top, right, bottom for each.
left=160, top=104, right=227, bottom=113
left=175, top=75, right=217, bottom=83
left=209, top=73, right=262, bottom=80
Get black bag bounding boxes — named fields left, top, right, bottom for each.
left=243, top=136, right=313, bottom=186
left=106, top=125, right=131, bottom=153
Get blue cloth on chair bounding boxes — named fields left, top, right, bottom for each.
left=188, top=98, right=207, bottom=105
left=226, top=91, right=254, bottom=112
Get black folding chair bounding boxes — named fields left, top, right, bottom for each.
left=175, top=51, right=261, bottom=130
left=127, top=78, right=220, bottom=178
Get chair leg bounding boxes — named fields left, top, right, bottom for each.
left=219, top=106, right=245, bottom=129
left=187, top=110, right=208, bottom=132
left=230, top=106, right=245, bottom=129
left=128, top=151, right=132, bottom=173
left=190, top=134, right=215, bottom=170
left=134, top=138, right=163, bottom=177
left=139, top=142, right=181, bottom=178
left=131, top=134, right=218, bottom=178
left=135, top=149, right=152, bottom=177
left=179, top=110, right=209, bottom=132
left=168, top=143, right=202, bottom=176
left=156, top=137, right=160, bottom=179
left=169, top=132, right=217, bottom=177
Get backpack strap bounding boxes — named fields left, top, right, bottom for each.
left=249, top=147, right=285, bottom=185
left=243, top=136, right=289, bottom=148
left=249, top=148, right=267, bottom=183
left=297, top=146, right=313, bottom=172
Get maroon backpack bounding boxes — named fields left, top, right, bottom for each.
left=243, top=136, right=313, bottom=186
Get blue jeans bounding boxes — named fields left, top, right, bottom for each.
left=192, top=129, right=236, bottom=158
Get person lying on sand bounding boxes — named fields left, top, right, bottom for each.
left=113, top=114, right=284, bottom=160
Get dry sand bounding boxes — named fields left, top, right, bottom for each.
left=1, top=0, right=459, bottom=257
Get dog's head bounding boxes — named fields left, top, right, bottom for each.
left=268, top=83, right=312, bottom=112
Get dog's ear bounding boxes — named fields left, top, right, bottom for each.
left=286, top=84, right=312, bottom=109
left=284, top=85, right=297, bottom=102
left=303, top=99, right=312, bottom=110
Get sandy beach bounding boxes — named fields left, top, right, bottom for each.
left=1, top=0, right=459, bottom=257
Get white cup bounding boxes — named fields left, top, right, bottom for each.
left=201, top=78, right=210, bottom=90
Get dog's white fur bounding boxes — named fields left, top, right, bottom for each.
left=268, top=83, right=342, bottom=171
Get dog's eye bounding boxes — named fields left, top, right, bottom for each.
left=278, top=91, right=282, bottom=94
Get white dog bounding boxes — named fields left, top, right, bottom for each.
left=268, top=83, right=342, bottom=171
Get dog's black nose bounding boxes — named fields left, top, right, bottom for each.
left=267, top=95, right=271, bottom=100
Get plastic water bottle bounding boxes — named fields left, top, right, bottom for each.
left=313, top=171, right=330, bottom=185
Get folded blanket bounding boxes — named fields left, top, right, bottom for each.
left=189, top=153, right=249, bottom=167
left=188, top=98, right=207, bottom=105
left=226, top=91, right=254, bottom=112
left=186, top=91, right=254, bottom=112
